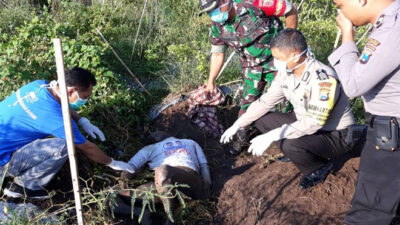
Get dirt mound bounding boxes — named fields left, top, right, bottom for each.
left=151, top=100, right=360, bottom=225
left=214, top=154, right=358, bottom=225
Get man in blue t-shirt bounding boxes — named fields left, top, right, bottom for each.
left=0, top=67, right=134, bottom=199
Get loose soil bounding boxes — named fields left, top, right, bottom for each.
left=151, top=99, right=361, bottom=225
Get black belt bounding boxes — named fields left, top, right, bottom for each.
left=367, top=114, right=400, bottom=151
left=366, top=113, right=400, bottom=125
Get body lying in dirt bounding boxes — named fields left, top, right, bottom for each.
left=112, top=131, right=211, bottom=224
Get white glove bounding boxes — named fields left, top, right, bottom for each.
left=220, top=123, right=241, bottom=144
left=107, top=158, right=135, bottom=173
left=248, top=128, right=283, bottom=156
left=78, top=117, right=106, bottom=141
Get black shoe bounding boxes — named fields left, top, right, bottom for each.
left=299, top=162, right=334, bottom=189
left=229, top=129, right=249, bottom=155
left=4, top=183, right=50, bottom=199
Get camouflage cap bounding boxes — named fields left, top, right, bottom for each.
left=199, top=0, right=219, bottom=16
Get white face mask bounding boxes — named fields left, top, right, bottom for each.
left=273, top=49, right=308, bottom=75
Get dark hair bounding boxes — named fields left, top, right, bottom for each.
left=65, top=67, right=97, bottom=91
left=270, top=28, right=308, bottom=52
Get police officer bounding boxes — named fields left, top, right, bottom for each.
left=329, top=0, right=400, bottom=224
left=198, top=0, right=298, bottom=154
left=221, top=29, right=355, bottom=189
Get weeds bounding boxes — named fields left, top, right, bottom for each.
left=1, top=174, right=190, bottom=224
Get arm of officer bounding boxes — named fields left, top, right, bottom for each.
left=206, top=52, right=225, bottom=91
left=205, top=45, right=227, bottom=93
left=284, top=2, right=298, bottom=29
left=205, top=25, right=228, bottom=93
left=75, top=140, right=111, bottom=165
left=328, top=30, right=400, bottom=98
left=70, top=110, right=106, bottom=141
left=235, top=72, right=286, bottom=128
left=70, top=110, right=82, bottom=122
left=76, top=141, right=134, bottom=172
left=277, top=76, right=341, bottom=139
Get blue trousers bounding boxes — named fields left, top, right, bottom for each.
left=0, top=138, right=68, bottom=190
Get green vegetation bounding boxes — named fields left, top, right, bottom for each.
left=0, top=0, right=369, bottom=223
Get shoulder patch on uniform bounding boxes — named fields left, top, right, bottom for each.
left=307, top=76, right=337, bottom=126
left=315, top=69, right=330, bottom=81
left=366, top=38, right=380, bottom=47
left=359, top=50, right=372, bottom=64
left=359, top=38, right=380, bottom=64
left=318, top=82, right=333, bottom=101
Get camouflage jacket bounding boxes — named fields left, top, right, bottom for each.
left=211, top=0, right=283, bottom=68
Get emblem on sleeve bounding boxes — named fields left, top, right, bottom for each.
left=359, top=50, right=372, bottom=64
left=319, top=91, right=329, bottom=101
left=359, top=38, right=380, bottom=64
left=366, top=38, right=380, bottom=48
left=318, top=82, right=332, bottom=101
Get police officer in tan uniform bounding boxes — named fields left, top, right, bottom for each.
left=329, top=0, right=400, bottom=224
left=221, top=29, right=355, bottom=189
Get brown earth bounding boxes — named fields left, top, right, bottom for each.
left=151, top=99, right=362, bottom=225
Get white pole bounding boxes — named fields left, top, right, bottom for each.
left=53, top=38, right=85, bottom=225
left=95, top=28, right=151, bottom=96
left=333, top=28, right=341, bottom=49
left=215, top=51, right=235, bottom=82
left=356, top=24, right=372, bottom=46
left=297, top=0, right=305, bottom=11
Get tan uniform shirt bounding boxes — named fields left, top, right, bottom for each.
left=236, top=58, right=355, bottom=139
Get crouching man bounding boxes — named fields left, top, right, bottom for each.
left=0, top=67, right=134, bottom=199
left=118, top=131, right=211, bottom=224
left=221, top=29, right=356, bottom=189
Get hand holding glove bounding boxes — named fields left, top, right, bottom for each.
left=248, top=128, right=283, bottom=156
left=78, top=117, right=106, bottom=141
left=107, top=158, right=135, bottom=173
left=220, top=123, right=241, bottom=144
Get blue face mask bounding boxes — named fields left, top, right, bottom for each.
left=70, top=90, right=88, bottom=110
left=209, top=7, right=229, bottom=23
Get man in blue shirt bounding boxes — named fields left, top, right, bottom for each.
left=0, top=67, right=134, bottom=199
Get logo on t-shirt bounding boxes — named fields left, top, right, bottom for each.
left=11, top=90, right=39, bottom=120
left=163, top=141, right=189, bottom=156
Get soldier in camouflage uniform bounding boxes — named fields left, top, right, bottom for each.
left=199, top=0, right=298, bottom=154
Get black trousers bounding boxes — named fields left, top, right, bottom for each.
left=254, top=112, right=352, bottom=175
left=345, top=124, right=400, bottom=225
